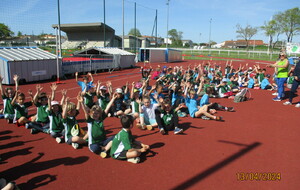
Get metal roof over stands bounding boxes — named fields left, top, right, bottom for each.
left=74, top=47, right=135, bottom=56
left=52, top=22, right=115, bottom=33
left=0, top=46, right=56, bottom=61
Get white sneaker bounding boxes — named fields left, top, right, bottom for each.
left=100, top=151, right=107, bottom=158
left=283, top=101, right=292, bottom=105
left=72, top=143, right=79, bottom=149
left=159, top=128, right=166, bottom=135
left=127, top=157, right=140, bottom=164
left=295, top=103, right=300, bottom=108
left=56, top=137, right=62, bottom=144
left=272, top=92, right=278, bottom=96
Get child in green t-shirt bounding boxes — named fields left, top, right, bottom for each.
left=287, top=72, right=294, bottom=89
left=29, top=84, right=57, bottom=134
left=48, top=89, right=67, bottom=143
left=96, top=80, right=111, bottom=111
left=110, top=115, right=150, bottom=164
left=62, top=93, right=88, bottom=149
left=80, top=93, right=116, bottom=158
left=0, top=74, right=19, bottom=123
left=155, top=100, right=183, bottom=135
left=11, top=91, right=33, bottom=127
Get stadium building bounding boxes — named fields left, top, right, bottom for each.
left=52, top=22, right=120, bottom=49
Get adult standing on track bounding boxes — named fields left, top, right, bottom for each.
left=268, top=52, right=289, bottom=101
left=283, top=57, right=300, bottom=107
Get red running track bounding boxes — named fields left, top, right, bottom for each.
left=1, top=59, right=300, bottom=190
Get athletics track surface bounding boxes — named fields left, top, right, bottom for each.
left=1, top=59, right=300, bottom=190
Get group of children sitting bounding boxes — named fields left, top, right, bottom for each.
left=0, top=60, right=285, bottom=164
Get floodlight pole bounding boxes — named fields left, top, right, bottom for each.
left=209, top=18, right=212, bottom=48
left=103, top=0, right=106, bottom=47
left=134, top=2, right=137, bottom=54
left=166, top=0, right=170, bottom=48
left=122, top=0, right=124, bottom=50
left=56, top=0, right=62, bottom=84
left=199, top=33, right=201, bottom=45
left=155, top=9, right=158, bottom=48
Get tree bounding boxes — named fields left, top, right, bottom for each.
left=261, top=20, right=281, bottom=51
left=17, top=31, right=22, bottom=37
left=0, top=23, right=14, bottom=39
left=274, top=7, right=300, bottom=43
left=236, top=24, right=258, bottom=50
left=128, top=28, right=141, bottom=37
left=168, top=29, right=183, bottom=47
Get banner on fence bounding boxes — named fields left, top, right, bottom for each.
left=286, top=43, right=300, bottom=54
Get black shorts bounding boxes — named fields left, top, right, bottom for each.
left=264, top=85, right=272, bottom=90
left=66, top=137, right=73, bottom=145
left=116, top=150, right=128, bottom=160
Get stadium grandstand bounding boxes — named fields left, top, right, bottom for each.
left=52, top=22, right=120, bottom=49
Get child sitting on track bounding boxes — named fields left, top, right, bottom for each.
left=260, top=74, right=275, bottom=90
left=48, top=89, right=67, bottom=143
left=11, top=91, right=33, bottom=127
left=110, top=115, right=149, bottom=164
left=138, top=95, right=160, bottom=130
left=96, top=81, right=111, bottom=111
left=0, top=75, right=19, bottom=123
left=29, top=84, right=57, bottom=134
left=62, top=93, right=88, bottom=149
left=184, top=81, right=222, bottom=121
left=80, top=93, right=117, bottom=158
left=200, top=87, right=234, bottom=118
left=155, top=99, right=183, bottom=135
left=75, top=72, right=94, bottom=91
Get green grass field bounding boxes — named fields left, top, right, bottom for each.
left=182, top=49, right=299, bottom=61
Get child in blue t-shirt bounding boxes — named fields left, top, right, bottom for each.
left=184, top=81, right=222, bottom=121
left=260, top=74, right=274, bottom=90
left=75, top=72, right=94, bottom=91
left=200, top=87, right=234, bottom=117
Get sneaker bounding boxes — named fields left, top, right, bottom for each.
left=159, top=128, right=166, bottom=135
left=201, top=115, right=210, bottom=120
left=56, top=137, right=62, bottom=144
left=146, top=125, right=153, bottom=130
left=227, top=107, right=235, bottom=112
left=174, top=127, right=183, bottom=135
left=25, top=123, right=29, bottom=129
left=136, top=123, right=146, bottom=130
left=272, top=92, right=278, bottom=96
left=295, top=103, right=300, bottom=108
left=100, top=151, right=107, bottom=158
left=283, top=101, right=292, bottom=105
left=215, top=116, right=223, bottom=121
left=272, top=97, right=281, bottom=101
left=127, top=157, right=140, bottom=164
left=43, top=129, right=50, bottom=134
left=72, top=143, right=79, bottom=149
left=30, top=128, right=39, bottom=134
left=177, top=111, right=187, bottom=117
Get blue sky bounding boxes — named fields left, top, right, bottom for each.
left=0, top=0, right=299, bottom=44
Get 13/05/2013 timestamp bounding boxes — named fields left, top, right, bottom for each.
left=236, top=172, right=281, bottom=181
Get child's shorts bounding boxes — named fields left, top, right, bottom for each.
left=140, top=113, right=156, bottom=125
left=66, top=137, right=73, bottom=145
left=116, top=150, right=128, bottom=160
left=4, top=113, right=14, bottom=120
left=89, top=136, right=114, bottom=154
